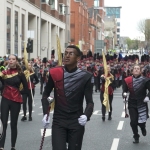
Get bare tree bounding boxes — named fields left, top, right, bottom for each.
left=138, top=19, right=150, bottom=49
left=138, top=20, right=146, bottom=35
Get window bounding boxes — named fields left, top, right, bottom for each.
left=41, top=0, right=50, bottom=4
left=117, top=22, right=120, bottom=26
left=51, top=0, right=57, bottom=10
left=22, top=14, right=25, bottom=52
left=7, top=8, right=11, bottom=54
left=117, top=28, right=120, bottom=32
left=117, top=34, right=120, bottom=39
left=94, top=0, right=99, bottom=7
left=59, top=4, right=65, bottom=15
left=14, top=11, right=18, bottom=55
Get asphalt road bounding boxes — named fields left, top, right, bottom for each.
left=2, top=84, right=150, bottom=150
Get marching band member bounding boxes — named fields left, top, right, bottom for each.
left=21, top=63, right=39, bottom=121
left=41, top=45, right=94, bottom=150
left=122, top=64, right=150, bottom=143
left=100, top=65, right=115, bottom=121
left=0, top=54, right=28, bottom=150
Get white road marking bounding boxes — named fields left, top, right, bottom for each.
left=50, top=111, right=54, bottom=114
left=121, top=112, right=125, bottom=117
left=110, top=138, right=119, bottom=150
left=117, top=121, right=124, bottom=130
left=39, top=106, right=42, bottom=108
left=41, top=129, right=52, bottom=137
left=8, top=121, right=11, bottom=124
left=19, top=111, right=23, bottom=115
left=21, top=111, right=34, bottom=116
left=93, top=110, right=99, bottom=115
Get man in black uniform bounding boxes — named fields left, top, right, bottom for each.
left=122, top=64, right=150, bottom=143
left=41, top=45, right=94, bottom=150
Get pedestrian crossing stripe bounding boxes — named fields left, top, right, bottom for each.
left=93, top=110, right=108, bottom=115
left=41, top=129, right=52, bottom=137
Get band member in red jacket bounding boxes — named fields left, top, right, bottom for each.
left=0, top=54, right=28, bottom=150
left=100, top=65, right=115, bottom=121
left=21, top=63, right=39, bottom=121
left=41, top=45, right=94, bottom=150
left=122, top=64, right=150, bottom=143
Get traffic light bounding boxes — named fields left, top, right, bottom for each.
left=26, top=38, right=33, bottom=53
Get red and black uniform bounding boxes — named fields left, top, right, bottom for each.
left=42, top=66, right=94, bottom=150
left=0, top=68, right=28, bottom=148
left=40, top=67, right=49, bottom=94
left=94, top=65, right=100, bottom=92
left=122, top=75, right=150, bottom=141
left=86, top=64, right=95, bottom=91
left=100, top=74, right=115, bottom=119
left=22, top=71, right=39, bottom=121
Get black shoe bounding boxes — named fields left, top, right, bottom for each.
left=29, top=117, right=32, bottom=121
left=95, top=90, right=97, bottom=92
left=102, top=116, right=105, bottom=121
left=133, top=135, right=140, bottom=144
left=108, top=116, right=112, bottom=120
left=11, top=148, right=16, bottom=150
left=40, top=92, right=42, bottom=95
left=133, top=138, right=139, bottom=144
left=141, top=128, right=147, bottom=136
left=21, top=116, right=27, bottom=121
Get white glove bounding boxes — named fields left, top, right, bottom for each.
left=42, top=114, right=50, bottom=128
left=144, top=96, right=150, bottom=103
left=123, top=92, right=127, bottom=98
left=78, top=115, right=87, bottom=126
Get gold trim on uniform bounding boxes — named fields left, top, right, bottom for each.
left=0, top=72, right=4, bottom=77
left=19, top=70, right=34, bottom=91
left=3, top=72, right=18, bottom=79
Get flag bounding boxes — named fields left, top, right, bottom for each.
left=23, top=42, right=29, bottom=69
left=50, top=35, right=63, bottom=111
left=102, top=51, right=108, bottom=77
left=136, top=59, right=139, bottom=64
left=19, top=42, right=30, bottom=91
left=56, top=34, right=62, bottom=66
left=102, top=51, right=113, bottom=112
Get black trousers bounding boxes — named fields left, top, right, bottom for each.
left=129, top=108, right=146, bottom=139
left=94, top=77, right=99, bottom=91
left=22, top=89, right=35, bottom=117
left=52, top=113, right=85, bottom=150
left=100, top=92, right=113, bottom=116
left=0, top=98, right=21, bottom=148
left=40, top=79, right=44, bottom=93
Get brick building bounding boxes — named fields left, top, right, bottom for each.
left=70, top=1, right=90, bottom=54
left=70, top=0, right=105, bottom=54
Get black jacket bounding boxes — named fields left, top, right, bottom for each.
left=42, top=66, right=94, bottom=121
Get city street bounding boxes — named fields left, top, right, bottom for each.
left=2, top=84, right=150, bottom=150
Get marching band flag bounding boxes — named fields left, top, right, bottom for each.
left=56, top=34, right=62, bottom=66
left=102, top=50, right=113, bottom=112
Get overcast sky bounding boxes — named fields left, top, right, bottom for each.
left=105, top=0, right=150, bottom=40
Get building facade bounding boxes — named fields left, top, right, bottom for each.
left=104, top=16, right=117, bottom=51
left=105, top=6, right=122, bottom=47
left=70, top=1, right=90, bottom=53
left=70, top=0, right=105, bottom=54
left=1, top=0, right=69, bottom=60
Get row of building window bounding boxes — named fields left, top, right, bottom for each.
left=7, top=7, right=25, bottom=55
